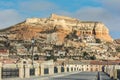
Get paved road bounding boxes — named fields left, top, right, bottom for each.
left=99, top=72, right=112, bottom=80
left=3, top=72, right=112, bottom=80
left=3, top=72, right=80, bottom=80
left=49, top=72, right=98, bottom=80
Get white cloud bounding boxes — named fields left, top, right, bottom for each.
left=57, top=6, right=120, bottom=38
left=0, top=0, right=119, bottom=38
left=0, top=9, right=24, bottom=29
left=74, top=7, right=120, bottom=38
left=75, top=7, right=113, bottom=21
left=100, top=0, right=120, bottom=8
left=0, top=1, right=58, bottom=29
left=97, top=0, right=120, bottom=14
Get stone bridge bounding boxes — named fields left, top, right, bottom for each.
left=104, top=65, right=120, bottom=80
left=0, top=60, right=81, bottom=80
left=0, top=60, right=120, bottom=80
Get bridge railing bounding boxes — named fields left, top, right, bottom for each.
left=104, top=65, right=120, bottom=80
left=0, top=61, right=81, bottom=80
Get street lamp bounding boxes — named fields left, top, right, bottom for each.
left=5, top=38, right=10, bottom=57
left=31, top=37, right=35, bottom=65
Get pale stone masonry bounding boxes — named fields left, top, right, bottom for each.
left=0, top=60, right=120, bottom=80
left=34, top=63, right=39, bottom=76
left=40, top=64, right=44, bottom=76
left=57, top=66, right=61, bottom=73
left=0, top=63, right=2, bottom=80
left=49, top=65, right=54, bottom=75
left=25, top=64, right=30, bottom=78
left=18, top=63, right=24, bottom=78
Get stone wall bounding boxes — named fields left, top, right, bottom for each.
left=50, top=14, right=78, bottom=22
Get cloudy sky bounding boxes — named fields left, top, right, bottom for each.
left=0, top=0, right=120, bottom=39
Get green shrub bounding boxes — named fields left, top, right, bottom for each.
left=116, top=46, right=120, bottom=52
left=96, top=38, right=101, bottom=43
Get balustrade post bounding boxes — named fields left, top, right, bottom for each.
left=109, top=66, right=113, bottom=78
left=40, top=64, right=44, bottom=76
left=0, top=62, right=2, bottom=80
left=64, top=66, right=67, bottom=72
left=25, top=64, right=30, bottom=78
left=18, top=63, right=24, bottom=78
left=57, top=66, right=61, bottom=73
left=69, top=67, right=71, bottom=72
left=49, top=65, right=54, bottom=75
left=113, top=69, right=117, bottom=80
left=35, top=63, right=39, bottom=76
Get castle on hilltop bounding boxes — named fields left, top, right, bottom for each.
left=25, top=14, right=113, bottom=42
left=0, top=13, right=113, bottom=43
left=0, top=14, right=118, bottom=62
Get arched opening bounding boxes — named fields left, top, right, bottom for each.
left=54, top=67, right=58, bottom=73
left=71, top=67, right=73, bottom=71
left=67, top=67, right=69, bottom=72
left=44, top=68, right=49, bottom=74
left=61, top=66, right=64, bottom=72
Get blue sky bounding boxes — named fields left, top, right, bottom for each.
left=0, top=0, right=120, bottom=39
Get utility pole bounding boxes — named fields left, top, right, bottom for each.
left=31, top=37, right=35, bottom=65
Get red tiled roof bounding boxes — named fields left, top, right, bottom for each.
left=0, top=49, right=8, bottom=53
left=0, top=59, right=17, bottom=64
left=90, top=60, right=120, bottom=65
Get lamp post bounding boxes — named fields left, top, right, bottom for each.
left=5, top=38, right=10, bottom=58
left=31, top=38, right=35, bottom=65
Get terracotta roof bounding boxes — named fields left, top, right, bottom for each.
left=90, top=60, right=120, bottom=65
left=0, top=59, right=17, bottom=64
left=0, top=49, right=8, bottom=54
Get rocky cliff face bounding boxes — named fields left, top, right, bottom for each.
left=114, top=39, right=120, bottom=44
left=0, top=14, right=113, bottom=42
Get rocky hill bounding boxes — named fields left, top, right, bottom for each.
left=0, top=14, right=113, bottom=43
left=0, top=14, right=119, bottom=60
left=114, top=39, right=120, bottom=44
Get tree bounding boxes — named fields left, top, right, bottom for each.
left=82, top=52, right=89, bottom=60
left=46, top=54, right=57, bottom=61
left=83, top=52, right=89, bottom=57
left=90, top=55, right=96, bottom=60
left=96, top=38, right=101, bottom=43
left=116, top=46, right=120, bottom=52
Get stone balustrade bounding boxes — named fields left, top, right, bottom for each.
left=0, top=61, right=81, bottom=80
left=1, top=60, right=117, bottom=80
left=104, top=65, right=120, bottom=80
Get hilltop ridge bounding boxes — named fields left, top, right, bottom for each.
left=0, top=14, right=113, bottom=43
left=0, top=14, right=119, bottom=60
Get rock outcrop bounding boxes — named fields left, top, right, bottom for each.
left=114, top=39, right=120, bottom=44
left=0, top=14, right=113, bottom=42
